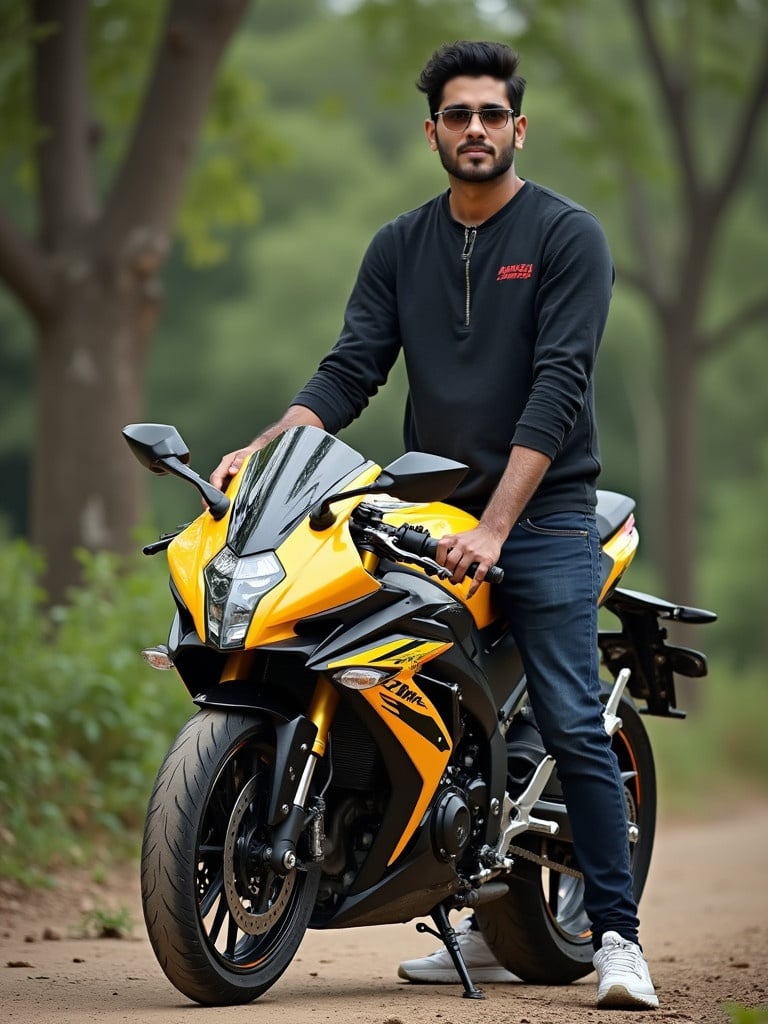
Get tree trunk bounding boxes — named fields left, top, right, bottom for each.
left=0, top=0, right=251, bottom=602
left=30, top=264, right=158, bottom=601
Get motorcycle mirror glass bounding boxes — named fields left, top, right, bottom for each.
left=123, top=423, right=190, bottom=475
left=373, top=452, right=468, bottom=503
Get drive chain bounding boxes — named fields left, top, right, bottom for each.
left=505, top=843, right=584, bottom=880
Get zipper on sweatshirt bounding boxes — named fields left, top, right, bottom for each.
left=461, top=226, right=478, bottom=327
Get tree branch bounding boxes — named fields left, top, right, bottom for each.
left=33, top=0, right=98, bottom=249
left=98, top=0, right=249, bottom=271
left=626, top=0, right=698, bottom=202
left=614, top=259, right=668, bottom=324
left=620, top=167, right=668, bottom=307
left=711, top=31, right=768, bottom=219
left=0, top=206, right=55, bottom=322
left=700, top=294, right=768, bottom=358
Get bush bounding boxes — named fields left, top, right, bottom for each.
left=0, top=540, right=191, bottom=883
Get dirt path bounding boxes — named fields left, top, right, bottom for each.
left=2, top=803, right=767, bottom=1024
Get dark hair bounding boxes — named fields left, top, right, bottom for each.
left=416, top=41, right=525, bottom=117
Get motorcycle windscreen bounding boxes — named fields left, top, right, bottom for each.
left=226, top=426, right=375, bottom=555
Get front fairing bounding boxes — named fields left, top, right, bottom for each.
left=167, top=427, right=383, bottom=649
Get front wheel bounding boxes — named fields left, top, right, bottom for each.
left=141, top=710, right=320, bottom=1005
left=476, top=693, right=656, bottom=984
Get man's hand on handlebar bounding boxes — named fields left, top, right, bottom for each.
left=436, top=523, right=505, bottom=598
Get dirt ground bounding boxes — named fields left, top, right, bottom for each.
left=2, top=802, right=767, bottom=1024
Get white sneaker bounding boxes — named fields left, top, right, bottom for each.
left=397, top=916, right=519, bottom=984
left=593, top=930, right=659, bottom=1009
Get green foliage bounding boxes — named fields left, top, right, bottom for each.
left=176, top=60, right=288, bottom=265
left=0, top=539, right=190, bottom=884
left=725, top=1004, right=768, bottom=1024
left=0, top=1, right=281, bottom=264
left=0, top=5, right=44, bottom=188
left=77, top=903, right=135, bottom=939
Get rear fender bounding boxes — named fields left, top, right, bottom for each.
left=599, top=587, right=716, bottom=718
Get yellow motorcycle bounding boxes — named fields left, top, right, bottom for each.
left=124, top=422, right=714, bottom=1006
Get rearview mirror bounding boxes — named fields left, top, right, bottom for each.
left=122, top=423, right=229, bottom=520
left=309, top=451, right=467, bottom=530
left=122, top=423, right=190, bottom=474
left=375, top=452, right=468, bottom=503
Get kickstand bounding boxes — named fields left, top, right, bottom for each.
left=416, top=905, right=486, bottom=1000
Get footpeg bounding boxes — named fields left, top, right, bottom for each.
left=492, top=755, right=558, bottom=866
left=417, top=905, right=486, bottom=999
left=603, top=668, right=631, bottom=736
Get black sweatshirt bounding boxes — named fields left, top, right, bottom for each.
left=293, top=181, right=613, bottom=519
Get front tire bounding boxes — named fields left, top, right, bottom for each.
left=476, top=694, right=656, bottom=984
left=141, top=709, right=320, bottom=1005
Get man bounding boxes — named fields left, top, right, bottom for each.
left=211, top=40, right=658, bottom=1010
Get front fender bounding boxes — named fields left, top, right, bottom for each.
left=194, top=682, right=318, bottom=825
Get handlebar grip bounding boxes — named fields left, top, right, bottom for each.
left=483, top=564, right=505, bottom=585
left=394, top=525, right=504, bottom=585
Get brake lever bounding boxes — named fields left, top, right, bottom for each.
left=363, top=526, right=452, bottom=579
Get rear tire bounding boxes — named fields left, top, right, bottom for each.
left=141, top=709, right=320, bottom=1005
left=476, top=693, right=656, bottom=984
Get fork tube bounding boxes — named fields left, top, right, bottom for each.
left=360, top=549, right=379, bottom=574
left=307, top=674, right=340, bottom=757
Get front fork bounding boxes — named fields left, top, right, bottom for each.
left=265, top=674, right=338, bottom=875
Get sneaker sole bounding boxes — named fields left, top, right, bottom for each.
left=397, top=966, right=519, bottom=984
left=597, top=983, right=659, bottom=1009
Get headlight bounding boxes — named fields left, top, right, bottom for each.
left=204, top=549, right=284, bottom=649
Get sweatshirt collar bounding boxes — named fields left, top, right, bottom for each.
left=441, top=180, right=529, bottom=231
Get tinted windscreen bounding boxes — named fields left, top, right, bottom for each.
left=227, top=426, right=373, bottom=555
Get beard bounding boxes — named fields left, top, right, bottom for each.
left=437, top=137, right=516, bottom=182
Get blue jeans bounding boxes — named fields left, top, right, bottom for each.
left=497, top=511, right=640, bottom=948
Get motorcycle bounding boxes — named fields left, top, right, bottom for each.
left=123, top=421, right=715, bottom=1006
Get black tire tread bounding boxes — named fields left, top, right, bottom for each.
left=141, top=709, right=318, bottom=1005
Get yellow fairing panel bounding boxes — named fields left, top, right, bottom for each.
left=244, top=496, right=382, bottom=646
left=360, top=671, right=452, bottom=865
left=166, top=459, right=383, bottom=646
left=599, top=516, right=639, bottom=604
left=382, top=501, right=497, bottom=629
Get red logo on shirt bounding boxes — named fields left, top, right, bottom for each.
left=497, top=263, right=534, bottom=281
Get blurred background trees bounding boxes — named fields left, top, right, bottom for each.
left=0, top=0, right=266, bottom=602
left=1, top=0, right=764, bottom=611
left=0, top=0, right=766, bottom=875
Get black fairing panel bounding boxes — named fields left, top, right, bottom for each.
left=316, top=824, right=460, bottom=928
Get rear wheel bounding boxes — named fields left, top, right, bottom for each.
left=476, top=694, right=656, bottom=984
left=141, top=709, right=320, bottom=1005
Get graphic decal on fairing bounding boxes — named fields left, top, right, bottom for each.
left=371, top=639, right=431, bottom=670
left=380, top=684, right=449, bottom=750
left=327, top=636, right=451, bottom=673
